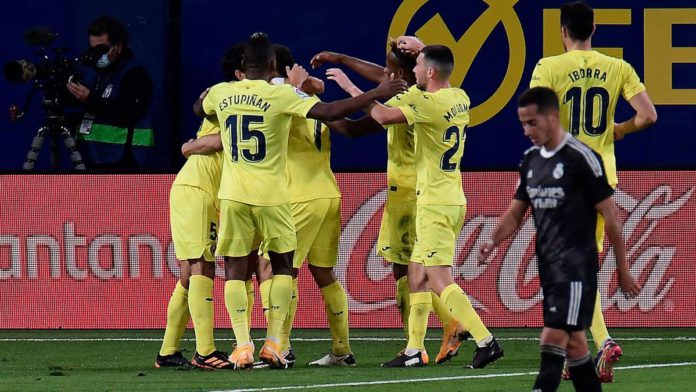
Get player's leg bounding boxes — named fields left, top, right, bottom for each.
left=245, top=255, right=257, bottom=329
left=256, top=256, right=273, bottom=322
left=533, top=327, right=570, bottom=392
left=255, top=203, right=297, bottom=369
left=422, top=205, right=501, bottom=368
left=377, top=194, right=416, bottom=341
left=590, top=213, right=622, bottom=383
left=217, top=200, right=257, bottom=369
left=381, top=258, right=431, bottom=367
left=568, top=282, right=602, bottom=390
left=156, top=260, right=191, bottom=368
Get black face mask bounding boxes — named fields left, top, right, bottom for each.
left=77, top=44, right=111, bottom=68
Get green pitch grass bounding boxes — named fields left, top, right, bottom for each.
left=1, top=328, right=694, bottom=391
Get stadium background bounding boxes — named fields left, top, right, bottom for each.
left=1, top=0, right=695, bottom=330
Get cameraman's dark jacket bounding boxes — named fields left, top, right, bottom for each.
left=77, top=48, right=154, bottom=169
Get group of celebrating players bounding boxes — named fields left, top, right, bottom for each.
left=153, top=2, right=656, bottom=391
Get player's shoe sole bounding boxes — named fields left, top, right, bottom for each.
left=309, top=351, right=356, bottom=366
left=595, top=339, right=622, bottom=383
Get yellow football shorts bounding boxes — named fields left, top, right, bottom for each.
left=377, top=188, right=417, bottom=265
left=290, top=198, right=341, bottom=269
left=411, top=204, right=466, bottom=267
left=169, top=185, right=218, bottom=262
left=216, top=200, right=296, bottom=257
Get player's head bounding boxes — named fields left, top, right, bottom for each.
left=221, top=42, right=245, bottom=82
left=273, top=44, right=295, bottom=78
left=414, top=45, right=454, bottom=90
left=385, top=40, right=417, bottom=85
left=560, top=1, right=595, bottom=44
left=517, top=87, right=561, bottom=146
left=242, top=32, right=276, bottom=78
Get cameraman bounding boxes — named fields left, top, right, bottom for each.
left=67, top=16, right=153, bottom=171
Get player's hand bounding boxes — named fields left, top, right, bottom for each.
left=199, top=87, right=210, bottom=100
left=618, top=269, right=641, bottom=298
left=326, top=68, right=359, bottom=95
left=478, top=240, right=495, bottom=265
left=310, top=51, right=342, bottom=69
left=396, top=36, right=425, bottom=55
left=373, top=73, right=408, bottom=100
left=287, top=64, right=309, bottom=89
left=181, top=139, right=195, bottom=158
left=66, top=81, right=91, bottom=102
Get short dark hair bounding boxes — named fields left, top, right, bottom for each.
left=388, top=40, right=417, bottom=74
left=243, top=32, right=274, bottom=71
left=273, top=44, right=294, bottom=78
left=221, top=43, right=245, bottom=81
left=518, top=87, right=560, bottom=113
left=560, top=1, right=594, bottom=41
left=88, top=16, right=129, bottom=46
left=421, top=45, right=454, bottom=78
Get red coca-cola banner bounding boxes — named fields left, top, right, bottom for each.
left=1, top=172, right=694, bottom=329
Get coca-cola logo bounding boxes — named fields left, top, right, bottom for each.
left=336, top=180, right=695, bottom=320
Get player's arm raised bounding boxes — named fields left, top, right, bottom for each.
left=478, top=200, right=529, bottom=265
left=595, top=198, right=641, bottom=297
left=310, top=51, right=384, bottom=83
left=181, top=134, right=222, bottom=158
left=306, top=77, right=407, bottom=121
left=614, top=92, right=658, bottom=141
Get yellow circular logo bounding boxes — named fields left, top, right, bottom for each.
left=388, top=0, right=526, bottom=126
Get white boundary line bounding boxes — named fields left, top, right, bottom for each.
left=1, top=336, right=695, bottom=342
left=215, top=361, right=696, bottom=392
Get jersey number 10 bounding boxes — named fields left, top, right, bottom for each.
left=226, top=114, right=267, bottom=162
left=564, top=86, right=610, bottom=136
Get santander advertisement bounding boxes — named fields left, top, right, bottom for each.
left=0, top=173, right=694, bottom=329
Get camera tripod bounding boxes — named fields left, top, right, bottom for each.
left=22, top=98, right=86, bottom=171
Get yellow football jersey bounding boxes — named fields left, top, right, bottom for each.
left=398, top=86, right=470, bottom=206
left=530, top=50, right=646, bottom=186
left=385, top=93, right=417, bottom=193
left=286, top=113, right=341, bottom=203
left=202, top=79, right=320, bottom=206
left=172, top=117, right=223, bottom=197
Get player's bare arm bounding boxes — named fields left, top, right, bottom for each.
left=181, top=134, right=223, bottom=158
left=614, top=91, right=658, bottom=140
left=478, top=199, right=529, bottom=265
left=310, top=51, right=385, bottom=83
left=306, top=77, right=407, bottom=121
left=595, top=197, right=641, bottom=297
left=326, top=68, right=362, bottom=97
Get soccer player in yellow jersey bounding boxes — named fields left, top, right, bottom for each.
left=198, top=32, right=406, bottom=369
left=365, top=45, right=502, bottom=368
left=265, top=45, right=354, bottom=366
left=315, top=39, right=470, bottom=365
left=530, top=1, right=657, bottom=382
left=155, top=44, right=251, bottom=370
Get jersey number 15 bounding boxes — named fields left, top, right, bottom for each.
left=226, top=114, right=267, bottom=162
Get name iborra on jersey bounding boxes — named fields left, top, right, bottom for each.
left=567, top=67, right=607, bottom=83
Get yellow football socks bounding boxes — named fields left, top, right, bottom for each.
left=590, top=292, right=610, bottom=350
left=259, top=279, right=272, bottom=322
left=280, top=278, right=299, bottom=352
left=245, top=279, right=254, bottom=329
left=159, top=281, right=189, bottom=356
left=395, top=276, right=410, bottom=340
left=431, top=290, right=456, bottom=327
left=188, top=275, right=216, bottom=356
left=225, top=280, right=251, bottom=345
left=266, top=275, right=293, bottom=341
left=406, top=291, right=432, bottom=350
left=321, top=281, right=351, bottom=356
left=441, top=284, right=491, bottom=344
